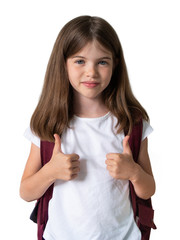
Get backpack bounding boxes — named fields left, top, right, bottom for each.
left=30, top=119, right=156, bottom=240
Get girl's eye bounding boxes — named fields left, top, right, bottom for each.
left=98, top=61, right=108, bottom=65
left=75, top=60, right=85, bottom=64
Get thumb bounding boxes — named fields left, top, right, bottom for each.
left=123, top=135, right=132, bottom=155
left=53, top=134, right=63, bottom=154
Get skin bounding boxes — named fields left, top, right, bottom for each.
left=20, top=40, right=155, bottom=202
left=66, top=40, right=113, bottom=117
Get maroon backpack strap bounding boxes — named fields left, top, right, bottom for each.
left=36, top=141, right=54, bottom=240
left=128, top=119, right=156, bottom=240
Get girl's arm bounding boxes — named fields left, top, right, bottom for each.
left=106, top=136, right=155, bottom=200
left=20, top=134, right=80, bottom=202
left=20, top=143, right=55, bottom=202
left=130, top=138, right=156, bottom=199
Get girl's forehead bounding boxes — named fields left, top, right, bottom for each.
left=74, top=40, right=112, bottom=57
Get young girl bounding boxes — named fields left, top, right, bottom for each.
left=20, top=16, right=156, bottom=240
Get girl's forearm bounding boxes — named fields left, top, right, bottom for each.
left=130, top=164, right=156, bottom=200
left=20, top=163, right=55, bottom=202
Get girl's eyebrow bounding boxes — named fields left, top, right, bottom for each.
left=72, top=56, right=86, bottom=59
left=72, top=56, right=112, bottom=60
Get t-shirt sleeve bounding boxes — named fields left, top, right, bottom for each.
left=142, top=120, right=153, bottom=141
left=24, top=127, right=40, bottom=148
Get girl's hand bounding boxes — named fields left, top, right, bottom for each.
left=47, top=134, right=80, bottom=181
left=105, top=136, right=138, bottom=181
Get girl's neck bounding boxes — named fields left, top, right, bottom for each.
left=73, top=94, right=109, bottom=118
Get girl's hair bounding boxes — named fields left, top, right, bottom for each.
left=30, top=15, right=149, bottom=142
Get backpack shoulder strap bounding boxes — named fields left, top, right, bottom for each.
left=38, top=140, right=54, bottom=240
left=30, top=140, right=55, bottom=240
left=128, top=119, right=156, bottom=240
left=128, top=119, right=143, bottom=163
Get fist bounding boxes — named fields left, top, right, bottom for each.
left=105, top=136, right=137, bottom=181
left=48, top=134, right=80, bottom=181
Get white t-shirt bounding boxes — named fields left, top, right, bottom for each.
left=24, top=112, right=153, bottom=240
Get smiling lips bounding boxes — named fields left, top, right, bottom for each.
left=82, top=81, right=100, bottom=88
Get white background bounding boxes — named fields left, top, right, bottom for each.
left=0, top=0, right=179, bottom=239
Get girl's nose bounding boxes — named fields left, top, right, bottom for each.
left=86, top=64, right=98, bottom=78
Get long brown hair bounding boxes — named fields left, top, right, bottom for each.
left=30, top=15, right=149, bottom=142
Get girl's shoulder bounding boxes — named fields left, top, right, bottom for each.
left=24, top=127, right=40, bottom=148
left=142, top=119, right=153, bottom=141
left=23, top=119, right=153, bottom=147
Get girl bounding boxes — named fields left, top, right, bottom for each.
left=20, top=16, right=156, bottom=240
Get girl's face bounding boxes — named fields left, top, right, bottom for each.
left=66, top=41, right=113, bottom=102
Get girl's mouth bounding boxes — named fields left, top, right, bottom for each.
left=82, top=82, right=100, bottom=88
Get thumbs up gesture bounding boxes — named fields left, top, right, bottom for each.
left=48, top=134, right=80, bottom=181
left=105, top=136, right=137, bottom=181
